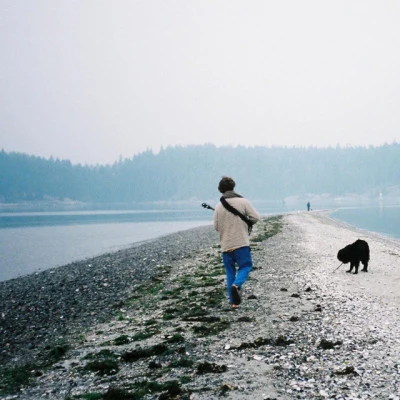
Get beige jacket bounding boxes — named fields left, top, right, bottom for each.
left=213, top=196, right=260, bottom=252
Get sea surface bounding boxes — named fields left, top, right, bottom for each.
left=330, top=205, right=400, bottom=240
left=0, top=205, right=398, bottom=282
left=0, top=208, right=214, bottom=282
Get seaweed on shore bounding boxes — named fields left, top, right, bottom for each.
left=0, top=339, right=71, bottom=395
left=1, top=216, right=285, bottom=398
left=0, top=364, right=37, bottom=395
left=251, top=215, right=283, bottom=242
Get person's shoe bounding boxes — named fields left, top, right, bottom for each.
left=231, top=285, right=241, bottom=306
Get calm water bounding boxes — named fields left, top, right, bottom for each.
left=1, top=205, right=398, bottom=282
left=0, top=209, right=214, bottom=282
left=330, top=206, right=400, bottom=240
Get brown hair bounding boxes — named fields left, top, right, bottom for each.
left=218, top=176, right=235, bottom=193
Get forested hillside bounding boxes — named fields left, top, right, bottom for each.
left=1, top=144, right=399, bottom=204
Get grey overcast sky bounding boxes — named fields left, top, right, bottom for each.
left=1, top=0, right=399, bottom=165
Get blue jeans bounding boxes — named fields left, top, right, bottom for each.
left=222, top=246, right=253, bottom=304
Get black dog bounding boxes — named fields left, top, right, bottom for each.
left=337, top=239, right=370, bottom=274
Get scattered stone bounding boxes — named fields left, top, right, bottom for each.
left=318, top=338, right=343, bottom=350
left=334, top=365, right=358, bottom=376
left=217, top=383, right=238, bottom=395
left=148, top=361, right=162, bottom=370
left=197, top=361, right=227, bottom=374
left=1, top=214, right=400, bottom=400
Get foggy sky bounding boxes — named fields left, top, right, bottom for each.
left=1, top=0, right=399, bottom=165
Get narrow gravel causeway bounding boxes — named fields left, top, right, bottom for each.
left=0, top=212, right=399, bottom=399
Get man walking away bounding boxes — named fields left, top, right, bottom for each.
left=213, top=176, right=260, bottom=308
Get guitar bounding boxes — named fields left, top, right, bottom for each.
left=201, top=202, right=214, bottom=211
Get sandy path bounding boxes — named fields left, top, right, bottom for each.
left=291, top=211, right=400, bottom=304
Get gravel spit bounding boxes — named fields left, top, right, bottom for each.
left=0, top=212, right=399, bottom=399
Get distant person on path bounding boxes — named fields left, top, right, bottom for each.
left=307, top=202, right=311, bottom=211
left=213, top=176, right=260, bottom=308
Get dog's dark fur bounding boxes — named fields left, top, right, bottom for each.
left=337, top=239, right=370, bottom=274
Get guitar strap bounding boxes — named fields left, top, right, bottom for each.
left=220, top=197, right=253, bottom=234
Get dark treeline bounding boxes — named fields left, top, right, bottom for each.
left=1, top=143, right=399, bottom=204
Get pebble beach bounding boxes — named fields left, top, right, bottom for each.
left=1, top=211, right=399, bottom=399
